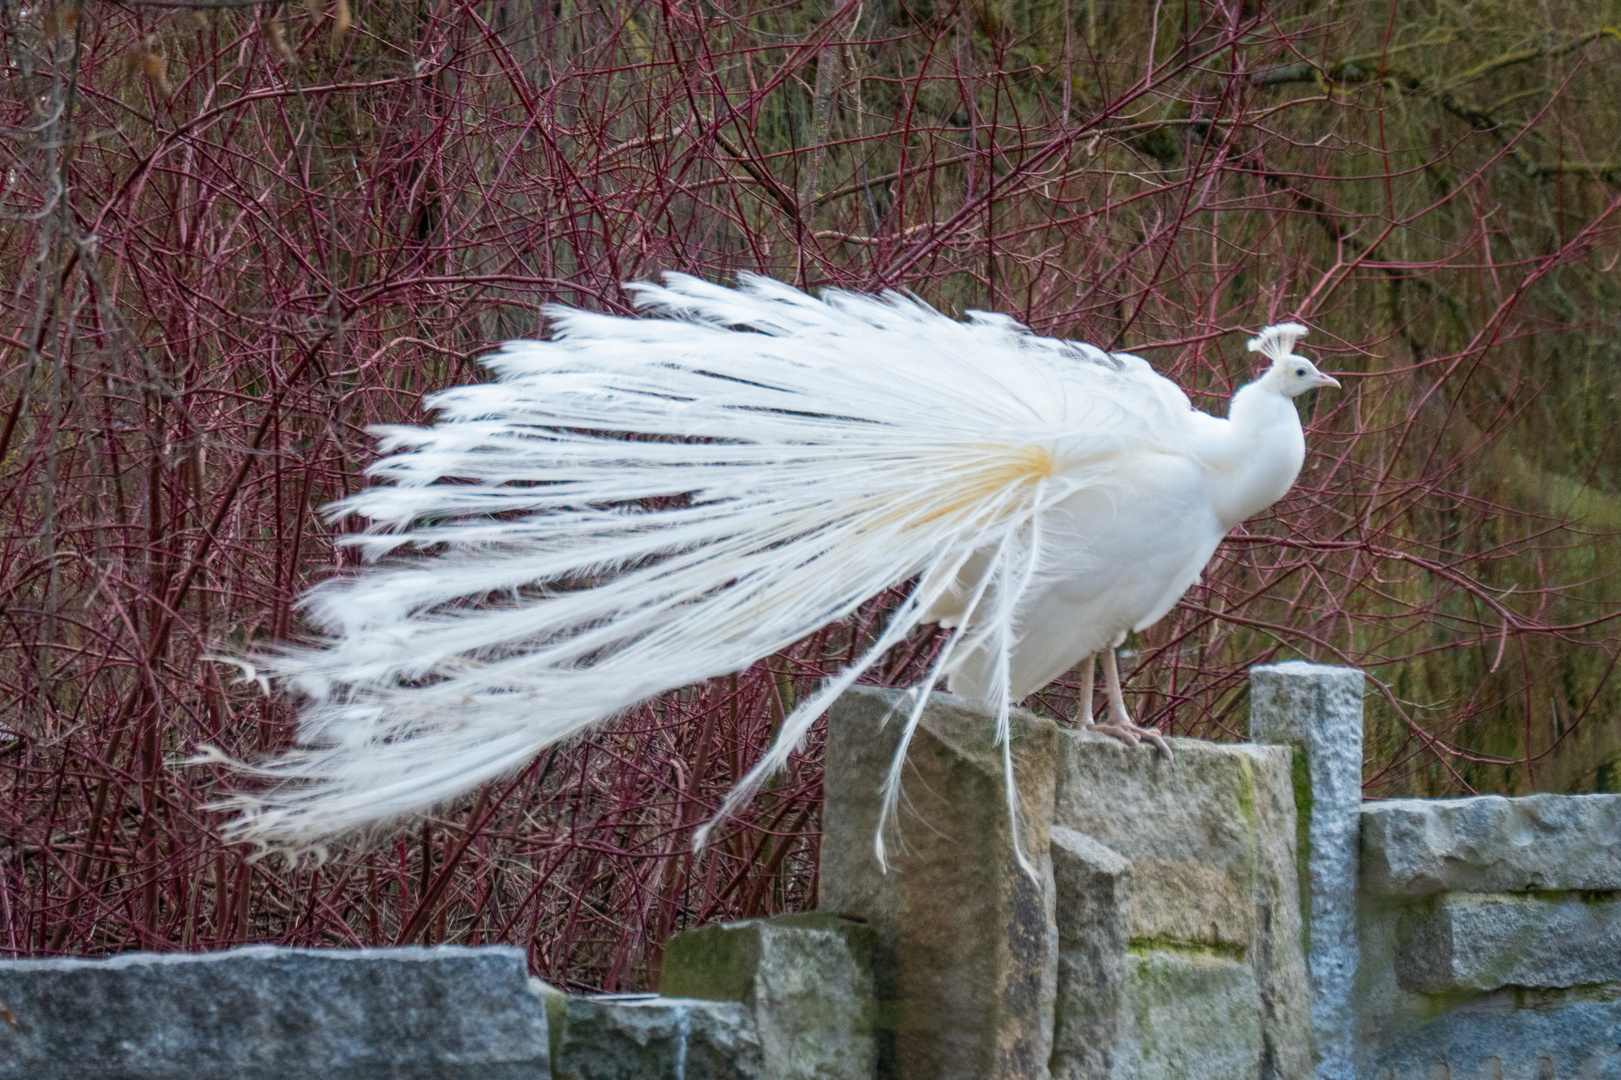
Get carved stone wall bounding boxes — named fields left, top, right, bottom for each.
left=1356, top=794, right=1621, bottom=1079
left=6, top=669, right=1621, bottom=1079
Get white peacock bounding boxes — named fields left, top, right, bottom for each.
left=212, top=274, right=1339, bottom=867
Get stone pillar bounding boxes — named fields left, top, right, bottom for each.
left=1248, top=662, right=1364, bottom=1080
left=1048, top=826, right=1130, bottom=1080
left=820, top=686, right=1059, bottom=1080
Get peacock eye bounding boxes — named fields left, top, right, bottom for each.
left=1294, top=367, right=1306, bottom=377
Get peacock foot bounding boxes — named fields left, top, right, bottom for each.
left=1086, top=719, right=1174, bottom=761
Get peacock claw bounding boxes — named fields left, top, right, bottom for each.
left=1085, top=719, right=1137, bottom=746
left=1087, top=719, right=1174, bottom=761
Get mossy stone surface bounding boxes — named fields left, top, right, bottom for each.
left=1049, top=827, right=1131, bottom=1080
left=821, top=686, right=1059, bottom=1080
left=1113, top=950, right=1264, bottom=1080
left=0, top=945, right=553, bottom=1080
left=1053, top=729, right=1313, bottom=1080
left=1362, top=793, right=1621, bottom=898
left=1249, top=660, right=1364, bottom=1080
left=1395, top=893, right=1621, bottom=993
left=553, top=995, right=762, bottom=1080
left=1053, top=729, right=1265, bottom=948
left=660, top=913, right=878, bottom=1080
left=1367, top=1000, right=1621, bottom=1080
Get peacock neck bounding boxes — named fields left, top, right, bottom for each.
left=1203, top=383, right=1307, bottom=531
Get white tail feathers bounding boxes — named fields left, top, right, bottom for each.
left=217, top=274, right=1194, bottom=867
left=1246, top=322, right=1309, bottom=364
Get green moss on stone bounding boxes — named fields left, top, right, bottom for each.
left=1289, top=747, right=1314, bottom=948
left=1127, top=935, right=1248, bottom=962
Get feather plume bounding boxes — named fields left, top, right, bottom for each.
left=217, top=274, right=1199, bottom=865
left=1245, top=322, right=1309, bottom=364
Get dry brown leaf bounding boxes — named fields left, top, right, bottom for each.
left=265, top=16, right=296, bottom=64
left=331, top=0, right=351, bottom=49
left=128, top=34, right=173, bottom=99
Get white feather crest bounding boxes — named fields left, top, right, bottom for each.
left=1245, top=322, right=1309, bottom=364
left=217, top=273, right=1199, bottom=865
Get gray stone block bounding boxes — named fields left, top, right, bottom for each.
left=1396, top=894, right=1621, bottom=994
left=0, top=944, right=551, bottom=1080
left=1054, top=729, right=1258, bottom=948
left=1114, top=950, right=1265, bottom=1080
left=1361, top=793, right=1621, bottom=898
left=1053, top=728, right=1313, bottom=1079
left=1367, top=999, right=1621, bottom=1080
left=821, top=686, right=1059, bottom=1080
left=1249, top=661, right=1364, bottom=1080
left=659, top=912, right=877, bottom=1080
left=1049, top=827, right=1131, bottom=1080
left=553, top=995, right=762, bottom=1080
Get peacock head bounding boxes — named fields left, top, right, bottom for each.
left=1246, top=322, right=1340, bottom=398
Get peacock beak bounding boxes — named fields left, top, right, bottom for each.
left=1313, top=373, right=1341, bottom=390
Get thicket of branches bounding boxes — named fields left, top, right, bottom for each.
left=4, top=0, right=1620, bottom=986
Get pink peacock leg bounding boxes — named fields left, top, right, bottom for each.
left=1086, top=647, right=1173, bottom=760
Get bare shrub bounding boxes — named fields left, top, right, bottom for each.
left=3, top=0, right=1620, bottom=986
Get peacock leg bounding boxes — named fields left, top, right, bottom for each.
left=1075, top=653, right=1096, bottom=726
left=1088, top=647, right=1173, bottom=760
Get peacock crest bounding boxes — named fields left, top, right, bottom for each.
left=1245, top=322, right=1309, bottom=364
